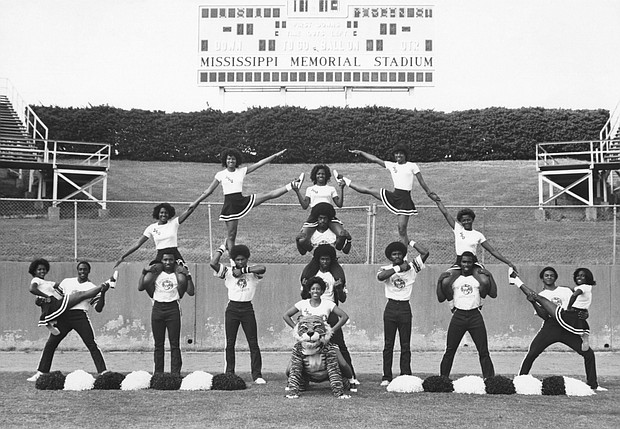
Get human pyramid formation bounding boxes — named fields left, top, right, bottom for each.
left=26, top=146, right=606, bottom=394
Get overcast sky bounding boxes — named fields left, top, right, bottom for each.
left=1, top=0, right=619, bottom=113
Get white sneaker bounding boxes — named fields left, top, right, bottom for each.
left=297, top=173, right=305, bottom=188
left=380, top=380, right=390, bottom=387
left=254, top=377, right=267, bottom=384
left=508, top=267, right=516, bottom=284
left=349, top=378, right=360, bottom=392
left=333, top=169, right=342, bottom=185
left=27, top=371, right=43, bottom=382
left=333, top=170, right=351, bottom=187
left=596, top=386, right=608, bottom=391
left=108, top=271, right=118, bottom=289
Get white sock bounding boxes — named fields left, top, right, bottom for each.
left=286, top=183, right=293, bottom=191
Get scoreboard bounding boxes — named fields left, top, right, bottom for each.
left=198, top=0, right=435, bottom=89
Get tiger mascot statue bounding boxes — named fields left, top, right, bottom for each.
left=286, top=315, right=351, bottom=399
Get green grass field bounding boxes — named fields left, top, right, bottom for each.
left=3, top=161, right=618, bottom=427
left=1, top=159, right=617, bottom=264
left=2, top=371, right=619, bottom=429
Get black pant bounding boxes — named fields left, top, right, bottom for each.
left=225, top=301, right=262, bottom=380
left=519, top=319, right=598, bottom=389
left=152, top=301, right=182, bottom=374
left=37, top=310, right=106, bottom=373
left=327, top=311, right=356, bottom=378
left=382, top=299, right=412, bottom=381
left=440, top=308, right=495, bottom=379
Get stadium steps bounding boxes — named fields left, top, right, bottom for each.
left=604, top=139, right=620, bottom=162
left=0, top=95, right=39, bottom=163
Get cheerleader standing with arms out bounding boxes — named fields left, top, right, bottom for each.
left=192, top=148, right=299, bottom=251
left=335, top=146, right=438, bottom=245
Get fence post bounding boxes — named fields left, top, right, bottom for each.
left=208, top=203, right=213, bottom=259
left=614, top=205, right=617, bottom=265
left=481, top=205, right=487, bottom=265
left=365, top=205, right=371, bottom=264
left=74, top=201, right=78, bottom=261
left=369, top=204, right=377, bottom=264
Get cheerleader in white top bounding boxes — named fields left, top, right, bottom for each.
left=439, top=252, right=496, bottom=379
left=283, top=276, right=349, bottom=332
left=28, top=261, right=111, bottom=381
left=282, top=276, right=353, bottom=381
left=566, top=268, right=596, bottom=351
left=210, top=244, right=267, bottom=384
left=335, top=146, right=438, bottom=245
left=193, top=148, right=298, bottom=252
left=512, top=267, right=602, bottom=390
left=138, top=252, right=191, bottom=374
left=28, top=258, right=109, bottom=337
left=433, top=196, right=516, bottom=307
left=28, top=258, right=62, bottom=335
left=115, top=202, right=197, bottom=295
left=116, top=202, right=198, bottom=266
left=377, top=240, right=429, bottom=384
left=292, top=164, right=352, bottom=252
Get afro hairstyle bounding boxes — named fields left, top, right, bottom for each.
left=310, top=164, right=332, bottom=184
left=391, top=145, right=409, bottom=160
left=230, top=244, right=251, bottom=260
left=152, top=203, right=176, bottom=219
left=313, top=244, right=337, bottom=262
left=385, top=241, right=408, bottom=260
left=456, top=208, right=476, bottom=222
left=221, top=148, right=244, bottom=167
left=310, top=202, right=336, bottom=221
left=28, top=258, right=50, bottom=276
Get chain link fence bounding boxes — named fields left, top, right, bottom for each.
left=0, top=198, right=618, bottom=265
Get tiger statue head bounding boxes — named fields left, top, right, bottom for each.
left=293, top=315, right=333, bottom=356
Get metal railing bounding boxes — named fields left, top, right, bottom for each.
left=0, top=77, right=48, bottom=141
left=0, top=137, right=111, bottom=168
left=600, top=98, right=620, bottom=141
left=536, top=139, right=620, bottom=167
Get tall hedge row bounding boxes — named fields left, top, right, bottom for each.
left=31, top=105, right=608, bottom=163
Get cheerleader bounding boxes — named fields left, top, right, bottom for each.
left=28, top=258, right=111, bottom=336
left=192, top=148, right=298, bottom=251
left=510, top=268, right=605, bottom=390
left=432, top=195, right=515, bottom=306
left=336, top=146, right=438, bottom=245
left=292, top=164, right=352, bottom=252
left=115, top=202, right=197, bottom=293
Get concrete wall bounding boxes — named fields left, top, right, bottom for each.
left=1, top=262, right=617, bottom=352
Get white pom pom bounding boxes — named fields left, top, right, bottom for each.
left=180, top=371, right=213, bottom=391
left=453, top=375, right=486, bottom=394
left=386, top=375, right=424, bottom=393
left=121, top=370, right=152, bottom=390
left=563, top=376, right=595, bottom=396
left=64, top=369, right=95, bottom=391
left=513, top=374, right=542, bottom=395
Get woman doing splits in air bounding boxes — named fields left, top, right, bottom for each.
left=192, top=148, right=300, bottom=251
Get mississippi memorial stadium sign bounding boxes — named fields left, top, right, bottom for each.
left=198, top=0, right=435, bottom=89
